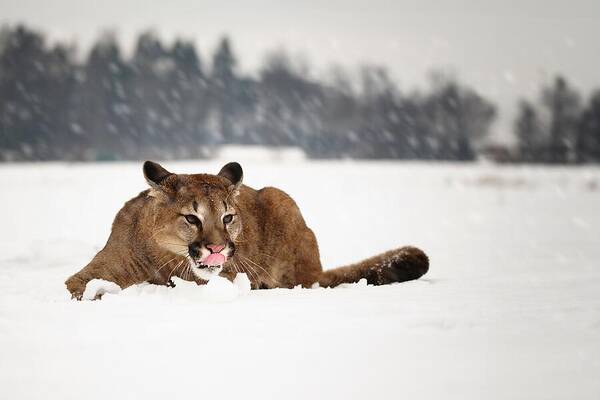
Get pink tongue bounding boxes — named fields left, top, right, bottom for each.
left=202, top=253, right=226, bottom=266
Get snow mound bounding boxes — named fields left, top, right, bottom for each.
left=82, top=273, right=252, bottom=302
left=233, top=272, right=252, bottom=295
left=202, top=273, right=251, bottom=302
left=82, top=279, right=122, bottom=300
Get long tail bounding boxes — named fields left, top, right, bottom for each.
left=318, top=246, right=429, bottom=287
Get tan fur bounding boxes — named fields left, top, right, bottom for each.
left=65, top=162, right=429, bottom=299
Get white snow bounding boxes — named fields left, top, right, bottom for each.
left=337, top=278, right=368, bottom=288
left=1, top=160, right=599, bottom=399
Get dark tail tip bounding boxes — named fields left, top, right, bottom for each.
left=388, top=246, right=429, bottom=283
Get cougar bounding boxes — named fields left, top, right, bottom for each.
left=65, top=161, right=429, bottom=299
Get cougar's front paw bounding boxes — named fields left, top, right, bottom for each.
left=65, top=276, right=85, bottom=301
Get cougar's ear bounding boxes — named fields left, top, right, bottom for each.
left=143, top=161, right=176, bottom=193
left=218, top=162, right=243, bottom=189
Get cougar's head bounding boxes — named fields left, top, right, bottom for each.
left=143, top=160, right=244, bottom=280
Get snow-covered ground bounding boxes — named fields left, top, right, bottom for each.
left=1, top=160, right=599, bottom=399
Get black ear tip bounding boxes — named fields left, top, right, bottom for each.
left=143, top=160, right=159, bottom=176
left=218, top=161, right=243, bottom=186
left=143, top=161, right=172, bottom=185
left=228, top=162, right=243, bottom=175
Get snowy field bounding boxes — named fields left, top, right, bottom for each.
left=1, top=159, right=599, bottom=399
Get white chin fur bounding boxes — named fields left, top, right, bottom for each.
left=190, top=260, right=223, bottom=280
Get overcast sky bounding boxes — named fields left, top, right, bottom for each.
left=2, top=0, right=599, bottom=141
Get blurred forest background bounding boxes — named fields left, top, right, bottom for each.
left=1, top=24, right=599, bottom=163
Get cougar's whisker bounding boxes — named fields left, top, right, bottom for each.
left=156, top=257, right=179, bottom=273
left=168, top=259, right=185, bottom=281
left=242, top=255, right=280, bottom=285
left=239, top=259, right=259, bottom=287
left=162, top=242, right=188, bottom=248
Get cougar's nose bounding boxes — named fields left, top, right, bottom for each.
left=206, top=244, right=225, bottom=254
left=188, top=242, right=201, bottom=258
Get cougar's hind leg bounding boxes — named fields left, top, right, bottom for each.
left=293, top=229, right=323, bottom=288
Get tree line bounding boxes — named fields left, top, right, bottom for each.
left=514, top=77, right=600, bottom=163
left=0, top=24, right=598, bottom=163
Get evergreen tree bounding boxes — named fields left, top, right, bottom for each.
left=210, top=37, right=238, bottom=142
left=514, top=100, right=543, bottom=162
left=167, top=39, right=209, bottom=153
left=542, top=76, right=581, bottom=163
left=311, top=66, right=360, bottom=158
left=69, top=33, right=133, bottom=160
left=577, top=91, right=600, bottom=162
left=131, top=32, right=173, bottom=154
left=258, top=50, right=322, bottom=148
left=0, top=26, right=74, bottom=160
left=44, top=43, right=76, bottom=159
left=422, top=77, right=496, bottom=160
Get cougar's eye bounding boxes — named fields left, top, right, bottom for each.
left=184, top=214, right=200, bottom=225
left=222, top=214, right=234, bottom=224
